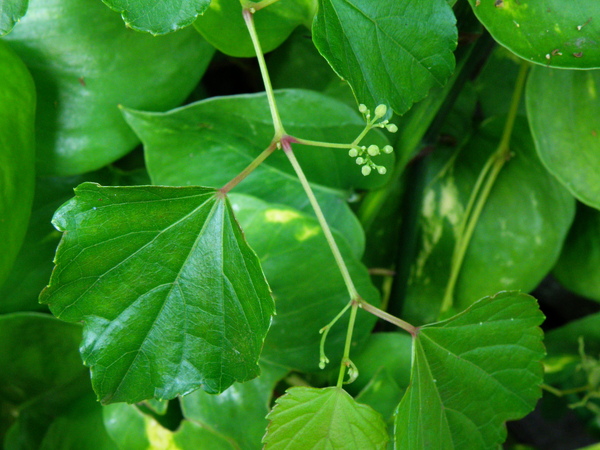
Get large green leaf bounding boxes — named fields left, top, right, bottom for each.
left=0, top=0, right=28, bottom=35
left=553, top=205, right=600, bottom=303
left=468, top=0, right=600, bottom=69
left=400, top=118, right=575, bottom=324
left=101, top=0, right=211, bottom=35
left=40, top=183, right=274, bottom=404
left=264, top=386, right=388, bottom=449
left=193, top=0, right=316, bottom=57
left=313, top=0, right=457, bottom=114
left=231, top=194, right=380, bottom=372
left=181, top=362, right=287, bottom=449
left=395, top=292, right=545, bottom=449
left=527, top=67, right=600, bottom=209
left=122, top=89, right=393, bottom=257
left=0, top=39, right=35, bottom=287
left=3, top=0, right=214, bottom=176
left=103, top=404, right=234, bottom=450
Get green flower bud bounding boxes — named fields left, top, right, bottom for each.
left=358, top=104, right=368, bottom=114
left=386, top=123, right=398, bottom=133
left=377, top=166, right=387, bottom=175
left=348, top=148, right=358, bottom=157
left=374, top=104, right=387, bottom=118
left=367, top=144, right=380, bottom=156
left=383, top=145, right=393, bottom=154
left=361, top=165, right=372, bottom=176
left=356, top=157, right=365, bottom=165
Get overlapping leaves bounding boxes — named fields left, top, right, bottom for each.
left=40, top=183, right=274, bottom=404
left=395, top=292, right=545, bottom=449
left=0, top=0, right=28, bottom=35
left=313, top=0, right=457, bottom=114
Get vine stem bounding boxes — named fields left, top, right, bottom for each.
left=241, top=0, right=281, bottom=12
left=282, top=141, right=359, bottom=300
left=220, top=143, right=277, bottom=194
left=242, top=8, right=285, bottom=137
left=440, top=61, right=530, bottom=315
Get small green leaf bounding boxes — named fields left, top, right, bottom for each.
left=0, top=39, right=35, bottom=288
left=527, top=67, right=600, bottom=209
left=181, top=362, right=287, bottom=449
left=4, top=0, right=214, bottom=176
left=553, top=205, right=600, bottom=303
left=193, top=0, right=316, bottom=57
left=264, top=386, right=388, bottom=449
left=41, top=183, right=274, bottom=404
left=313, top=0, right=457, bottom=114
left=231, top=194, right=380, bottom=372
left=101, top=0, right=211, bottom=35
left=468, top=0, right=600, bottom=69
left=545, top=311, right=600, bottom=356
left=0, top=0, right=28, bottom=35
left=122, top=89, right=393, bottom=257
left=395, top=292, right=545, bottom=449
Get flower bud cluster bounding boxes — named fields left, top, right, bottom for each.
left=358, top=103, right=399, bottom=133
left=348, top=143, right=391, bottom=176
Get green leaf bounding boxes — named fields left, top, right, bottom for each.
left=0, top=0, right=28, bottom=35
left=527, top=67, right=600, bottom=210
left=101, top=0, right=211, bottom=35
left=395, top=292, right=545, bottom=449
left=468, top=0, right=600, bottom=69
left=181, top=362, right=287, bottom=449
left=0, top=313, right=84, bottom=405
left=553, top=205, right=600, bottom=303
left=193, top=0, right=316, bottom=57
left=122, top=89, right=393, bottom=257
left=231, top=194, right=380, bottom=372
left=0, top=39, right=35, bottom=288
left=400, top=118, right=575, bottom=324
left=40, top=183, right=274, bottom=404
left=3, top=0, right=214, bottom=176
left=355, top=368, right=404, bottom=423
left=546, top=311, right=600, bottom=357
left=103, top=404, right=235, bottom=450
left=313, top=0, right=457, bottom=114
left=264, top=386, right=388, bottom=449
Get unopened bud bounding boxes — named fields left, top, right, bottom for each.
left=367, top=145, right=380, bottom=156
left=386, top=123, right=398, bottom=133
left=374, top=104, right=387, bottom=118
left=348, top=148, right=358, bottom=157
left=361, top=165, right=372, bottom=176
left=377, top=166, right=387, bottom=175
left=358, top=104, right=368, bottom=114
left=356, top=157, right=365, bottom=165
left=383, top=145, right=393, bottom=154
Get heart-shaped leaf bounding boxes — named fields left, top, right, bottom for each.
left=527, top=67, right=600, bottom=210
left=41, top=183, right=274, bottom=404
left=0, top=0, right=28, bottom=35
left=4, top=0, right=214, bottom=176
left=313, top=0, right=457, bottom=114
left=101, top=0, right=211, bottom=35
left=395, top=292, right=545, bottom=449
left=468, top=0, right=600, bottom=69
left=264, top=386, right=388, bottom=449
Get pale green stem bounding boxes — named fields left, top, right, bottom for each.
left=440, top=61, right=530, bottom=314
left=292, top=137, right=355, bottom=150
left=242, top=9, right=285, bottom=137
left=359, top=301, right=417, bottom=335
left=282, top=141, right=360, bottom=299
left=220, top=144, right=277, bottom=194
left=318, top=301, right=352, bottom=369
left=337, top=303, right=359, bottom=387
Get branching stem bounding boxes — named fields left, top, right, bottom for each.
left=440, top=61, right=530, bottom=315
left=220, top=144, right=277, bottom=194
left=240, top=0, right=281, bottom=12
